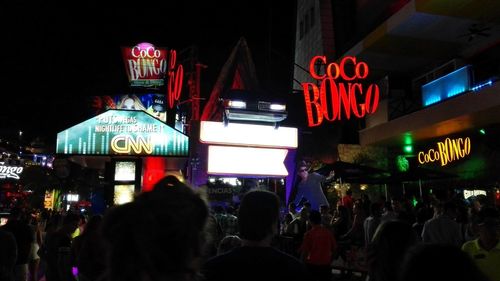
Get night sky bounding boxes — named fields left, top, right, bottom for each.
left=2, top=2, right=297, bottom=146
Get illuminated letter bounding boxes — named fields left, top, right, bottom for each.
left=365, top=84, right=380, bottom=114
left=129, top=136, right=153, bottom=154
left=418, top=152, right=425, bottom=164
left=128, top=60, right=139, bottom=80
left=320, top=78, right=340, bottom=121
left=455, top=138, right=465, bottom=158
left=309, top=56, right=327, bottom=80
left=445, top=138, right=455, bottom=162
left=131, top=46, right=141, bottom=58
left=350, top=83, right=365, bottom=118
left=437, top=141, right=448, bottom=166
left=111, top=135, right=128, bottom=154
left=355, top=61, right=369, bottom=79
left=428, top=149, right=436, bottom=162
left=146, top=47, right=155, bottom=58
left=326, top=62, right=340, bottom=79
left=338, top=83, right=351, bottom=120
left=167, top=50, right=184, bottom=109
left=464, top=137, right=471, bottom=155
left=302, top=83, right=323, bottom=126
left=340, top=56, right=356, bottom=81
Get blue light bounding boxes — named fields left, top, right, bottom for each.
left=446, top=86, right=466, bottom=97
left=471, top=80, right=493, bottom=92
left=422, top=66, right=471, bottom=107
left=423, top=95, right=441, bottom=106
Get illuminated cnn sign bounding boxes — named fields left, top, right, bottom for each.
left=199, top=121, right=298, bottom=148
left=56, top=110, right=189, bottom=156
left=301, top=56, right=380, bottom=127
left=0, top=165, right=23, bottom=180
left=208, top=146, right=289, bottom=176
left=122, top=42, right=183, bottom=106
left=418, top=137, right=471, bottom=166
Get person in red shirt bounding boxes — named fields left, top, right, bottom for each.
left=300, top=210, right=337, bottom=281
left=341, top=189, right=354, bottom=212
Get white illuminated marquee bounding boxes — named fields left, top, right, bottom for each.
left=208, top=145, right=289, bottom=176
left=463, top=189, right=486, bottom=200
left=200, top=121, right=298, bottom=148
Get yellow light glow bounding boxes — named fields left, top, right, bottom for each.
left=114, top=185, right=135, bottom=205
left=270, top=104, right=286, bottom=111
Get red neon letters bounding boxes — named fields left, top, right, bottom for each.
left=167, top=50, right=184, bottom=109
left=301, top=56, right=379, bottom=127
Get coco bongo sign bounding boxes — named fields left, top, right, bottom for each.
left=122, top=42, right=183, bottom=108
left=418, top=137, right=471, bottom=167
left=301, top=56, right=380, bottom=126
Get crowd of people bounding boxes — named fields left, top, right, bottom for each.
left=0, top=174, right=498, bottom=281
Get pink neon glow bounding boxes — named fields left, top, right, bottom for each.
left=136, top=42, right=154, bottom=49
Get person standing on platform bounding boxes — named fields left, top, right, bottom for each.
left=293, top=162, right=334, bottom=211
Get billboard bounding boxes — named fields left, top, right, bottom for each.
left=200, top=121, right=297, bottom=177
left=90, top=94, right=167, bottom=122
left=56, top=110, right=189, bottom=156
left=121, top=42, right=168, bottom=88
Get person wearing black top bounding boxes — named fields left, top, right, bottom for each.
left=203, top=190, right=309, bottom=281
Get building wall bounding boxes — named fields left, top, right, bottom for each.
left=293, top=0, right=325, bottom=91
left=338, top=143, right=388, bottom=170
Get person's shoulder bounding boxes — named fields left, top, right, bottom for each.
left=461, top=239, right=479, bottom=252
left=0, top=228, right=15, bottom=241
left=204, top=249, right=238, bottom=267
left=269, top=247, right=303, bottom=263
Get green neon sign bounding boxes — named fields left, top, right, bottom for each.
left=56, top=110, right=189, bottom=156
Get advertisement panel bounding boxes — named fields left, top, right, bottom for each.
left=207, top=145, right=289, bottom=177
left=56, top=110, right=189, bottom=156
left=121, top=42, right=168, bottom=88
left=90, top=94, right=167, bottom=122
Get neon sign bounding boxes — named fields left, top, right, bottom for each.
left=122, top=42, right=184, bottom=99
left=418, top=137, right=471, bottom=166
left=0, top=165, right=23, bottom=180
left=301, top=56, right=380, bottom=127
left=110, top=135, right=153, bottom=154
left=167, top=50, right=184, bottom=108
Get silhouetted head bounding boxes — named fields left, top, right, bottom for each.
left=238, top=190, right=280, bottom=242
left=101, top=176, right=209, bottom=281
left=399, top=243, right=489, bottom=281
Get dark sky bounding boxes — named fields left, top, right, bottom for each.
left=1, top=2, right=298, bottom=146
